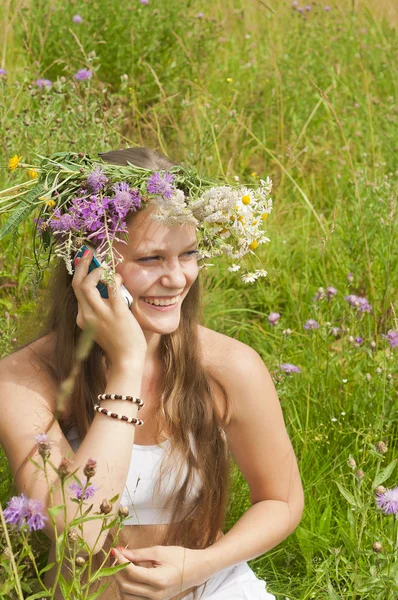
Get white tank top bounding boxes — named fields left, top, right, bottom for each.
left=63, top=424, right=201, bottom=525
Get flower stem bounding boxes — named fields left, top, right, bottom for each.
left=0, top=503, right=24, bottom=600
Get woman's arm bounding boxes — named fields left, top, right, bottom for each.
left=201, top=337, right=304, bottom=573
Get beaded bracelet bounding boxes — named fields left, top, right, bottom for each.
left=94, top=404, right=144, bottom=426
left=97, top=393, right=144, bottom=410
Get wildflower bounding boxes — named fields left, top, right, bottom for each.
left=354, top=337, right=364, bottom=345
left=365, top=373, right=372, bottom=381
left=0, top=68, right=7, bottom=75
left=8, top=154, right=23, bottom=172
left=3, top=493, right=47, bottom=531
left=324, top=6, right=331, bottom=11
left=68, top=528, right=80, bottom=543
left=370, top=341, right=376, bottom=350
left=27, top=169, right=38, bottom=179
left=268, top=312, right=280, bottom=326
left=344, top=294, right=372, bottom=313
left=35, top=78, right=52, bottom=88
left=347, top=272, right=354, bottom=283
left=376, top=486, right=398, bottom=515
left=304, top=319, right=320, bottom=330
left=74, top=69, right=93, bottom=81
left=241, top=272, right=258, bottom=283
left=86, top=167, right=108, bottom=192
left=119, top=505, right=129, bottom=518
left=112, top=182, right=142, bottom=218
left=83, top=458, right=97, bottom=479
left=297, top=7, right=304, bottom=12
left=254, top=269, right=268, bottom=277
left=305, top=4, right=312, bottom=9
left=313, top=287, right=325, bottom=301
left=376, top=441, right=388, bottom=454
left=355, top=469, right=365, bottom=480
left=35, top=433, right=53, bottom=460
left=292, top=1, right=299, bottom=6
left=330, top=327, right=341, bottom=337
left=146, top=171, right=175, bottom=200
left=68, top=478, right=98, bottom=500
left=75, top=556, right=86, bottom=567
left=196, top=10, right=204, bottom=17
left=58, top=457, right=73, bottom=479
left=347, top=458, right=356, bottom=469
left=72, top=15, right=83, bottom=23
left=279, top=363, right=301, bottom=374
left=382, top=330, right=398, bottom=349
left=140, top=0, right=150, bottom=4
left=226, top=78, right=233, bottom=83
left=372, top=541, right=383, bottom=553
left=100, top=499, right=113, bottom=515
left=326, top=286, right=337, bottom=299
left=227, top=264, right=241, bottom=272
left=282, top=329, right=292, bottom=336
left=375, top=486, right=386, bottom=495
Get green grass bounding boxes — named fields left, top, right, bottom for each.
left=0, top=0, right=397, bottom=598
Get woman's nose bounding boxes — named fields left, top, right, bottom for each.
left=160, top=260, right=187, bottom=288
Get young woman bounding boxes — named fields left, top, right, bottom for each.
left=0, top=147, right=304, bottom=599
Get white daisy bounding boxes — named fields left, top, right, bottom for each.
left=227, top=263, right=241, bottom=272
left=241, top=272, right=258, bottom=283
left=255, top=269, right=268, bottom=277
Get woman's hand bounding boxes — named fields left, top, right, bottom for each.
left=72, top=248, right=147, bottom=365
left=111, top=545, right=211, bottom=600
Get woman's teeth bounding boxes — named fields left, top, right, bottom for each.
left=141, top=295, right=180, bottom=306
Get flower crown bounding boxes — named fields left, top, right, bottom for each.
left=1, top=151, right=273, bottom=287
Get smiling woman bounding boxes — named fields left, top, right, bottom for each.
left=0, top=146, right=301, bottom=600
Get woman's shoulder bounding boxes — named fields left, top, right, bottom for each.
left=197, top=324, right=253, bottom=366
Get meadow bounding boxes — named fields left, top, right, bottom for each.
left=0, top=0, right=397, bottom=598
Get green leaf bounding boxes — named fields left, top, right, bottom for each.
left=48, top=504, right=65, bottom=519
left=0, top=184, right=45, bottom=242
left=25, top=592, right=52, bottom=600
left=336, top=482, right=358, bottom=507
left=327, top=579, right=342, bottom=599
left=85, top=582, right=110, bottom=600
left=319, top=504, right=332, bottom=536
left=58, top=573, right=72, bottom=599
left=89, top=562, right=130, bottom=583
left=373, top=459, right=397, bottom=488
left=38, top=562, right=56, bottom=577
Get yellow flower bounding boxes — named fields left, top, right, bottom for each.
left=226, top=77, right=233, bottom=83
left=250, top=240, right=259, bottom=250
left=27, top=169, right=38, bottom=179
left=242, top=194, right=251, bottom=205
left=251, top=171, right=257, bottom=177
left=252, top=219, right=258, bottom=225
left=230, top=215, right=236, bottom=221
left=261, top=213, right=269, bottom=221
left=8, top=155, right=23, bottom=172
left=39, top=196, right=56, bottom=207
left=238, top=215, right=246, bottom=223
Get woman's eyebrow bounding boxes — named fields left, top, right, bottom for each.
left=143, top=241, right=198, bottom=254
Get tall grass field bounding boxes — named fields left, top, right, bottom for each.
left=0, top=0, right=397, bottom=598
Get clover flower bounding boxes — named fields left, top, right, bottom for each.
left=279, top=363, right=301, bottom=374
left=74, top=69, right=93, bottom=81
left=3, top=493, right=47, bottom=531
left=268, top=312, right=280, bottom=325
left=376, top=486, right=398, bottom=515
left=382, top=330, right=398, bottom=349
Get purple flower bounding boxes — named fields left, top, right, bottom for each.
left=68, top=478, right=99, bottom=501
left=279, top=363, right=301, bottom=374
left=0, top=68, right=7, bottom=75
left=268, top=312, right=280, bottom=326
left=74, top=68, right=93, bottom=81
left=305, top=5, right=312, bottom=10
left=112, top=182, right=142, bottom=219
left=376, top=486, right=398, bottom=515
left=344, top=294, right=372, bottom=313
left=304, top=319, right=320, bottom=330
left=355, top=337, right=364, bottom=345
left=330, top=327, right=341, bottom=337
left=324, top=6, right=331, bottom=11
left=49, top=208, right=79, bottom=233
left=73, top=14, right=83, bottom=23
left=139, top=0, right=149, bottom=4
left=292, top=1, right=299, bottom=6
left=347, top=272, right=354, bottom=283
left=35, top=78, right=52, bottom=88
left=86, top=167, right=109, bottom=192
left=382, top=330, right=398, bottom=348
left=35, top=433, right=49, bottom=443
left=146, top=171, right=175, bottom=200
left=327, top=286, right=337, bottom=299
left=297, top=7, right=304, bottom=12
left=3, top=493, right=47, bottom=531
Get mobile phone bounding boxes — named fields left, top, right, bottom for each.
left=73, top=244, right=133, bottom=310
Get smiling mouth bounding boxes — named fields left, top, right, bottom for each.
left=139, top=294, right=181, bottom=307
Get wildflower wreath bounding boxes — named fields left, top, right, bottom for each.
left=1, top=151, right=273, bottom=288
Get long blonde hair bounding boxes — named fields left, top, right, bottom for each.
left=12, top=147, right=233, bottom=599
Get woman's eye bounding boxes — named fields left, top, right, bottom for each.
left=139, top=250, right=199, bottom=262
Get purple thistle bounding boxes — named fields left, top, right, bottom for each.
left=305, top=4, right=312, bottom=10
left=326, top=286, right=337, bottom=299
left=355, top=337, right=364, bottom=345
left=279, top=363, right=301, bottom=374
left=140, top=0, right=149, bottom=4
left=376, top=486, right=398, bottom=516
left=86, top=167, right=109, bottom=192
left=304, top=319, right=320, bottom=330
left=35, top=78, right=52, bottom=88
left=68, top=478, right=99, bottom=501
left=146, top=171, right=175, bottom=200
left=48, top=208, right=79, bottom=233
left=73, top=15, right=83, bottom=23
left=0, top=68, right=7, bottom=75
left=297, top=7, right=304, bottom=12
left=268, top=312, right=280, bottom=326
left=292, top=1, right=299, bottom=6
left=330, top=326, right=342, bottom=337
left=344, top=294, right=372, bottom=313
left=3, top=493, right=47, bottom=531
left=35, top=433, right=48, bottom=444
left=382, top=330, right=398, bottom=349
left=74, top=68, right=93, bottom=81
left=324, top=6, right=331, bottom=11
left=112, top=182, right=142, bottom=219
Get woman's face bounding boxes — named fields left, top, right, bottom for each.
left=113, top=207, right=199, bottom=335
